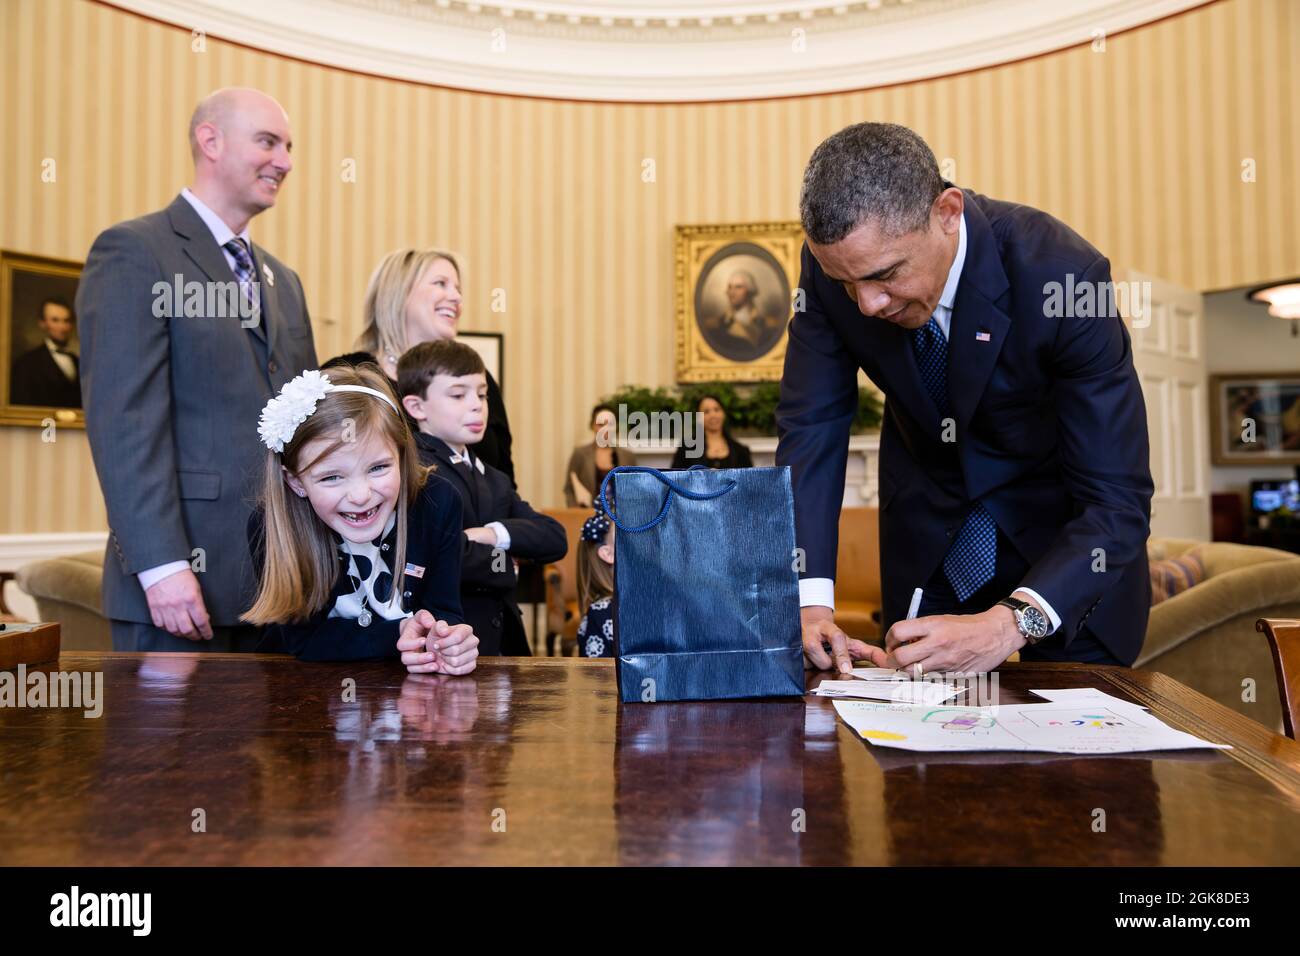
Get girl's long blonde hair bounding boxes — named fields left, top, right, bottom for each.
left=243, top=366, right=427, bottom=625
left=355, top=248, right=461, bottom=361
left=576, top=525, right=615, bottom=613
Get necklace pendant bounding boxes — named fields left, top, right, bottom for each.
left=357, top=607, right=373, bottom=628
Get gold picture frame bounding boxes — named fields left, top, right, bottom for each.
left=675, top=221, right=803, bottom=382
left=1209, top=372, right=1300, bottom=466
left=1, top=250, right=85, bottom=429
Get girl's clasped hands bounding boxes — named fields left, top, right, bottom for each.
left=397, top=610, right=479, bottom=675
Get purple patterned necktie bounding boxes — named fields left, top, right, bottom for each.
left=223, top=237, right=259, bottom=321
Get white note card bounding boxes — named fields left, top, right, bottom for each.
left=849, top=668, right=908, bottom=682
left=812, top=680, right=962, bottom=705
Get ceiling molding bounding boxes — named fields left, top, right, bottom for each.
left=104, top=0, right=1212, bottom=102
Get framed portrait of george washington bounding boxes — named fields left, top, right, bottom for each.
left=675, top=222, right=802, bottom=383
left=1, top=250, right=85, bottom=429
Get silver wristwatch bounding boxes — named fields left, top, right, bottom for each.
left=996, top=597, right=1050, bottom=645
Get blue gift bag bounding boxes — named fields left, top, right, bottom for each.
left=598, top=465, right=805, bottom=703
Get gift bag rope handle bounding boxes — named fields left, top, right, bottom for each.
left=597, top=465, right=738, bottom=533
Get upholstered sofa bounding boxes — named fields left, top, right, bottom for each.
left=1137, top=537, right=1300, bottom=733
left=15, top=550, right=113, bottom=651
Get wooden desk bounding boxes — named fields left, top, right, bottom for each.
left=1, top=653, right=1297, bottom=866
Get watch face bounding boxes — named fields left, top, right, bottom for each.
left=1021, top=607, right=1049, bottom=639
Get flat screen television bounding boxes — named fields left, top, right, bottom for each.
left=1251, top=478, right=1300, bottom=514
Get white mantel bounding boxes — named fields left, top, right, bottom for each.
left=629, top=433, right=881, bottom=507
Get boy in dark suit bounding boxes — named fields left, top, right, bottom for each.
left=397, top=340, right=567, bottom=656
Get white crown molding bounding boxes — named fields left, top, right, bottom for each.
left=105, top=0, right=1208, bottom=101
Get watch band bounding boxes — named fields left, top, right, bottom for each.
left=997, top=597, right=1048, bottom=645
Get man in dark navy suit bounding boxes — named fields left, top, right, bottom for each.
left=776, top=122, right=1152, bottom=676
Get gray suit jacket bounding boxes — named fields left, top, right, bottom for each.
left=77, top=194, right=319, bottom=626
left=563, top=442, right=639, bottom=507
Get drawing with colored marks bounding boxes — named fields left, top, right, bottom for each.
left=830, top=690, right=1232, bottom=755
left=1025, top=708, right=1132, bottom=730
left=920, top=708, right=997, bottom=732
left=860, top=729, right=908, bottom=741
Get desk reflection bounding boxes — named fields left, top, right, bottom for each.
left=615, top=699, right=838, bottom=865
left=0, top=655, right=1294, bottom=866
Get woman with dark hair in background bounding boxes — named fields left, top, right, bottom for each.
left=671, top=394, right=753, bottom=470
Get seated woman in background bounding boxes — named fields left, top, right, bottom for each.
left=671, top=394, right=753, bottom=470
left=324, top=248, right=516, bottom=486
left=563, top=404, right=638, bottom=507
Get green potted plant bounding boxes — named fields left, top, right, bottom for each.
left=599, top=381, right=882, bottom=436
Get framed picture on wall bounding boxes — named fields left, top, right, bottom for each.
left=0, top=250, right=85, bottom=429
left=1210, top=372, right=1300, bottom=465
left=456, top=331, right=505, bottom=394
left=675, top=221, right=802, bottom=382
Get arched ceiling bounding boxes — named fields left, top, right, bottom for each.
left=109, top=0, right=1209, bottom=101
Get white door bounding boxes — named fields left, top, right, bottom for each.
left=1123, top=270, right=1210, bottom=540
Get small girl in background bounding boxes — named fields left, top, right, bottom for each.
left=575, top=509, right=616, bottom=658
left=243, top=365, right=479, bottom=674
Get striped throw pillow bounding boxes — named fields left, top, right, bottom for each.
left=1150, top=549, right=1207, bottom=605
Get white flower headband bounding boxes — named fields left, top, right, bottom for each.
left=257, top=369, right=401, bottom=453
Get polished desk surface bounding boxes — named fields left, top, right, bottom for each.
left=2, top=653, right=1298, bottom=866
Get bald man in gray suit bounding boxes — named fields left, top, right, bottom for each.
left=77, top=88, right=318, bottom=652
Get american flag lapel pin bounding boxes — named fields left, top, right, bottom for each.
left=262, top=263, right=274, bottom=286
left=404, top=563, right=425, bottom=579
left=975, top=330, right=992, bottom=342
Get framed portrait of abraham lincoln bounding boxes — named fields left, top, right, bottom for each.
left=1, top=250, right=85, bottom=428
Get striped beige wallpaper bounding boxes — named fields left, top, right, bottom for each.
left=1, top=0, right=1296, bottom=534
